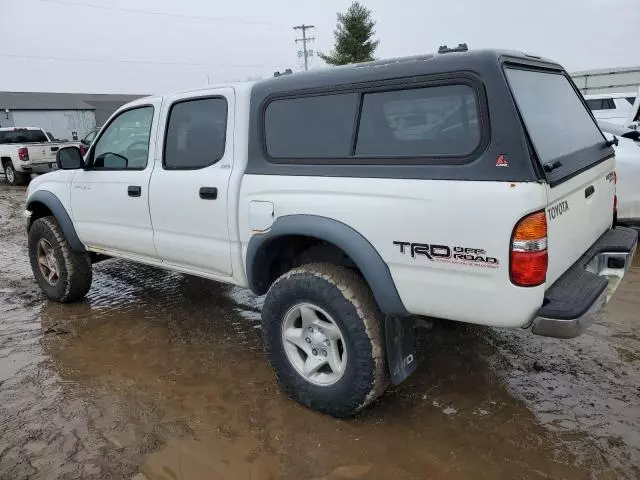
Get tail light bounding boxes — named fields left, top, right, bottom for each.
left=510, top=211, right=548, bottom=287
left=18, top=147, right=29, bottom=161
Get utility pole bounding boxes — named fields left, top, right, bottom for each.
left=293, top=24, right=315, bottom=71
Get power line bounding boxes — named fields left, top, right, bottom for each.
left=293, top=24, right=315, bottom=71
left=0, top=53, right=286, bottom=69
left=30, top=0, right=285, bottom=27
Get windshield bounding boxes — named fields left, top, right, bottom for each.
left=0, top=129, right=48, bottom=144
left=505, top=68, right=605, bottom=167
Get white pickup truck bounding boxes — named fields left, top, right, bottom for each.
left=24, top=49, right=637, bottom=416
left=1, top=127, right=74, bottom=185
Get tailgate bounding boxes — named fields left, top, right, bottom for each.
left=27, top=143, right=62, bottom=164
left=505, top=67, right=616, bottom=287
left=544, top=159, right=614, bottom=284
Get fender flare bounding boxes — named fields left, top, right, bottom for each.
left=26, top=190, right=86, bottom=252
left=246, top=214, right=408, bottom=317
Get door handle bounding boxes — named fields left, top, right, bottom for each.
left=199, top=187, right=218, bottom=200
left=128, top=185, right=142, bottom=197
left=585, top=185, right=595, bottom=198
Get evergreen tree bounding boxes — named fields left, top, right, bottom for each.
left=319, top=2, right=379, bottom=65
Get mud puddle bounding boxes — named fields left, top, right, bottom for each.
left=1, top=184, right=639, bottom=479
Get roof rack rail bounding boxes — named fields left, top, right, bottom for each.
left=438, top=43, right=469, bottom=54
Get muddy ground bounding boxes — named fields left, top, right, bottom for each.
left=0, top=182, right=639, bottom=480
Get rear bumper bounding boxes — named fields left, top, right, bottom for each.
left=18, top=162, right=57, bottom=174
left=531, top=227, right=637, bottom=339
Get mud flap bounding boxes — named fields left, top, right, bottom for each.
left=384, top=316, right=418, bottom=385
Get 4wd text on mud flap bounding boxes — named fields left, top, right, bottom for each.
left=548, top=200, right=569, bottom=220
left=393, top=242, right=499, bottom=266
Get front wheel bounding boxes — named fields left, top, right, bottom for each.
left=28, top=216, right=92, bottom=302
left=261, top=263, right=388, bottom=417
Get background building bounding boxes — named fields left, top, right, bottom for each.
left=0, top=92, right=145, bottom=141
left=571, top=66, right=640, bottom=95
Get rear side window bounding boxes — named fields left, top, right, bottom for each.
left=586, top=98, right=615, bottom=110
left=264, top=84, right=481, bottom=161
left=626, top=96, right=637, bottom=106
left=164, top=97, right=227, bottom=169
left=264, top=93, right=358, bottom=158
left=505, top=68, right=604, bottom=166
left=356, top=85, right=480, bottom=157
left=585, top=99, right=602, bottom=110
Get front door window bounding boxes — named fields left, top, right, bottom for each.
left=92, top=107, right=154, bottom=170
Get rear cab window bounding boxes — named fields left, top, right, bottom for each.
left=0, top=129, right=48, bottom=144
left=504, top=67, right=609, bottom=186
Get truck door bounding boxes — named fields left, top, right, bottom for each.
left=70, top=100, right=161, bottom=260
left=148, top=89, right=234, bottom=276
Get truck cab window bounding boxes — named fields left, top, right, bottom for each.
left=92, top=106, right=153, bottom=170
left=0, top=129, right=48, bottom=143
left=163, top=97, right=228, bottom=169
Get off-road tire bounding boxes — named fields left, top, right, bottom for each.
left=2, top=160, right=29, bottom=186
left=262, top=263, right=388, bottom=417
left=28, top=216, right=92, bottom=302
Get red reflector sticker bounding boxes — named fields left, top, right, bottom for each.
left=496, top=155, right=509, bottom=167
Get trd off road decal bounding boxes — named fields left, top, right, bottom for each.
left=393, top=242, right=499, bottom=269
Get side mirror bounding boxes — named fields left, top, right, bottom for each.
left=56, top=146, right=85, bottom=170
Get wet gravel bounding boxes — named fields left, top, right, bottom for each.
left=1, top=182, right=639, bottom=479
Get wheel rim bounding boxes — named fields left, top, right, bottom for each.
left=36, top=238, right=60, bottom=285
left=6, top=166, right=15, bottom=183
left=281, top=303, right=347, bottom=386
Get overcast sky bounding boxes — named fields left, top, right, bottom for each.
left=1, top=0, right=638, bottom=94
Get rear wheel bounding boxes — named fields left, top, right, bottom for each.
left=3, top=161, right=29, bottom=186
left=28, top=216, right=92, bottom=302
left=261, top=263, right=388, bottom=417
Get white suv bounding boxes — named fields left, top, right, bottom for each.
left=585, top=90, right=639, bottom=128
left=24, top=49, right=637, bottom=416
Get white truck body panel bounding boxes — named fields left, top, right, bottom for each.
left=239, top=175, right=548, bottom=327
